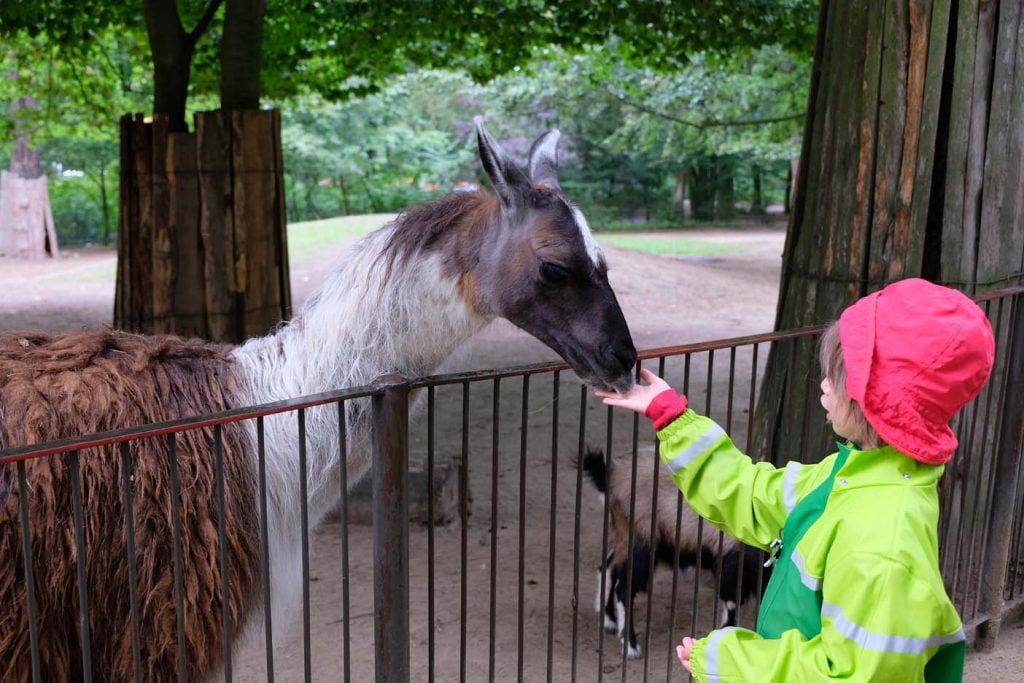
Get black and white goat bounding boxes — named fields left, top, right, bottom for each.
left=582, top=448, right=771, bottom=660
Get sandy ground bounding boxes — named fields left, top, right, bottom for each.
left=1, top=223, right=1020, bottom=682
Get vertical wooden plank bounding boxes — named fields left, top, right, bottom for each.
left=887, top=0, right=932, bottom=280
left=132, top=114, right=154, bottom=333
left=1010, top=7, right=1024, bottom=281
left=908, top=0, right=953, bottom=272
left=941, top=0, right=981, bottom=285
left=168, top=132, right=207, bottom=339
left=151, top=115, right=173, bottom=334
left=961, top=0, right=998, bottom=291
left=232, top=109, right=289, bottom=339
left=230, top=111, right=250, bottom=313
left=273, top=109, right=293, bottom=321
left=977, top=1, right=1024, bottom=289
left=197, top=110, right=236, bottom=342
left=115, top=114, right=131, bottom=329
left=868, top=0, right=910, bottom=285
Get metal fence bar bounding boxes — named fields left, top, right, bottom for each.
left=488, top=378, right=500, bottom=683
left=597, top=403, right=614, bottom=680
left=120, top=442, right=143, bottom=683
left=371, top=375, right=410, bottom=683
left=426, top=387, right=437, bottom=683
left=459, top=383, right=470, bottom=683
left=256, top=417, right=275, bottom=682
left=620, top=373, right=641, bottom=679
left=337, top=402, right=352, bottom=683
left=15, top=459, right=42, bottom=683
left=213, top=426, right=233, bottom=682
left=546, top=371, right=561, bottom=683
left=966, top=300, right=1005, bottom=622
left=517, top=374, right=530, bottom=682
left=571, top=383, right=587, bottom=683
left=167, top=435, right=188, bottom=683
left=642, top=358, right=662, bottom=683
left=68, top=450, right=93, bottom=682
left=298, top=409, right=312, bottom=681
left=1010, top=422, right=1024, bottom=601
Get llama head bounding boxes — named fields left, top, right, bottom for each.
left=472, top=118, right=636, bottom=392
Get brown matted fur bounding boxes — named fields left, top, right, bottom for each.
left=0, top=330, right=260, bottom=681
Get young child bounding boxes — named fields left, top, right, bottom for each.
left=596, top=278, right=994, bottom=682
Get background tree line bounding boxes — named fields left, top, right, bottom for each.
left=1, top=30, right=809, bottom=245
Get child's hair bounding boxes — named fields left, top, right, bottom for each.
left=819, top=322, right=882, bottom=449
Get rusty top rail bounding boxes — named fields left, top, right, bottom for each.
left=0, top=383, right=382, bottom=464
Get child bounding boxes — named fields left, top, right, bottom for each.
left=596, top=278, right=994, bottom=682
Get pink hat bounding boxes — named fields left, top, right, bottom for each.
left=839, top=278, right=995, bottom=465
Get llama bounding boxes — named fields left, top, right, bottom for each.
left=582, top=448, right=770, bottom=660
left=0, top=119, right=637, bottom=681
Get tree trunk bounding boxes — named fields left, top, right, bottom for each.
left=99, top=166, right=111, bottom=245
left=751, top=163, right=765, bottom=215
left=714, top=157, right=736, bottom=220
left=688, top=157, right=717, bottom=221
left=115, top=112, right=291, bottom=341
left=144, top=0, right=194, bottom=132
left=0, top=135, right=58, bottom=259
left=672, top=168, right=688, bottom=220
left=220, top=0, right=266, bottom=110
left=752, top=0, right=1024, bottom=480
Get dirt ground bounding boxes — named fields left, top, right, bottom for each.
left=1, top=224, right=1019, bottom=682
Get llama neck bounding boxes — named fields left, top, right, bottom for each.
left=235, top=223, right=490, bottom=401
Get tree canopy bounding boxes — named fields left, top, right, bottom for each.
left=1, top=0, right=818, bottom=126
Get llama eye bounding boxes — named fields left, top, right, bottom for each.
left=540, top=262, right=570, bottom=284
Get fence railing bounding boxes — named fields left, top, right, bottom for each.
left=2, top=286, right=1022, bottom=682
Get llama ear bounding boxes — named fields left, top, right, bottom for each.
left=475, top=116, right=530, bottom=206
left=528, top=129, right=561, bottom=190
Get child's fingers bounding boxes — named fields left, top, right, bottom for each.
left=640, top=367, right=659, bottom=384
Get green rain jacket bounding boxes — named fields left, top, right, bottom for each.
left=658, top=409, right=965, bottom=682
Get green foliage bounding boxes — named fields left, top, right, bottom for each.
left=281, top=70, right=484, bottom=220
left=48, top=175, right=106, bottom=244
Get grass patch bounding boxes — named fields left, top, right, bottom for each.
left=287, top=213, right=397, bottom=264
left=601, top=233, right=747, bottom=258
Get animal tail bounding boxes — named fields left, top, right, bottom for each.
left=581, top=448, right=609, bottom=494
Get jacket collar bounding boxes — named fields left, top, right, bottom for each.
left=834, top=441, right=945, bottom=489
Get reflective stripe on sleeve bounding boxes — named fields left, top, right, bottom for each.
left=704, top=626, right=738, bottom=682
left=821, top=602, right=966, bottom=654
left=664, top=423, right=727, bottom=474
left=790, top=548, right=822, bottom=591
left=783, top=461, right=802, bottom=513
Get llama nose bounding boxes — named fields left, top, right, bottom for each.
left=604, top=342, right=637, bottom=374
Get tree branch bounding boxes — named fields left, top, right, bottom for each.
left=188, top=0, right=225, bottom=46
left=603, top=87, right=805, bottom=131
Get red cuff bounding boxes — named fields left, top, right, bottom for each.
left=645, top=388, right=689, bottom=431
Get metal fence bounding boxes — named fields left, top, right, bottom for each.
left=2, top=286, right=1022, bottom=682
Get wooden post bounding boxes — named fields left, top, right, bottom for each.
left=751, top=0, right=1024, bottom=461
left=115, top=109, right=290, bottom=342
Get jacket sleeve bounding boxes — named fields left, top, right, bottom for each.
left=688, top=551, right=964, bottom=682
left=656, top=409, right=800, bottom=550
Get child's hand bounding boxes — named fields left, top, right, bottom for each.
left=595, top=367, right=671, bottom=414
left=676, top=636, right=695, bottom=672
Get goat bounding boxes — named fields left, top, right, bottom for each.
left=582, top=447, right=770, bottom=660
